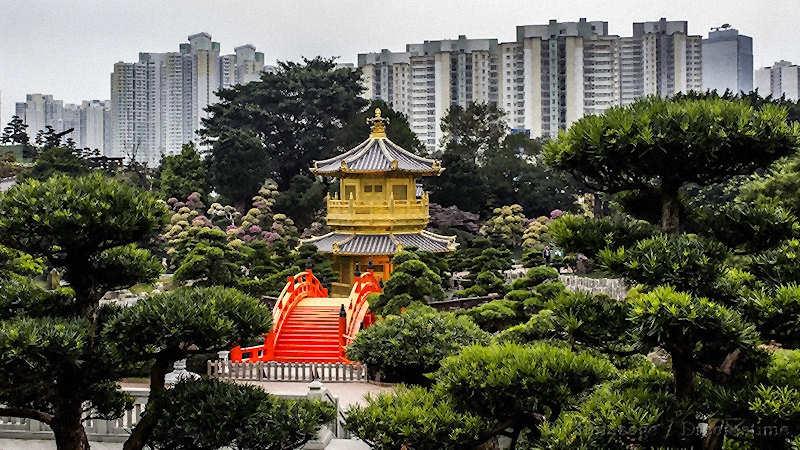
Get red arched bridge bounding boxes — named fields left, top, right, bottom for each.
left=230, top=269, right=380, bottom=363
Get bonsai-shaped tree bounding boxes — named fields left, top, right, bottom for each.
left=545, top=97, right=800, bottom=232
left=0, top=174, right=274, bottom=450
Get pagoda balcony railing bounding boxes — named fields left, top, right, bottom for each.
left=325, top=197, right=429, bottom=228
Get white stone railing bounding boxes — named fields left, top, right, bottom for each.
left=0, top=378, right=350, bottom=445
left=0, top=387, right=149, bottom=443
left=208, top=360, right=369, bottom=383
left=559, top=274, right=628, bottom=300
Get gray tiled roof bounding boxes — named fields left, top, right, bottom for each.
left=312, top=137, right=441, bottom=175
left=301, top=231, right=456, bottom=255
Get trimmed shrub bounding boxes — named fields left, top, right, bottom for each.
left=346, top=305, right=489, bottom=384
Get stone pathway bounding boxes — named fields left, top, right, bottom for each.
left=248, top=380, right=394, bottom=409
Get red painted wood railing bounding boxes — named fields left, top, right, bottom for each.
left=340, top=271, right=381, bottom=359
left=230, top=269, right=328, bottom=362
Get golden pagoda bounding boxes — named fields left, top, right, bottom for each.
left=303, top=109, right=456, bottom=293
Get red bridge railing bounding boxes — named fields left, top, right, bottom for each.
left=230, top=269, right=328, bottom=362
left=339, top=271, right=381, bottom=359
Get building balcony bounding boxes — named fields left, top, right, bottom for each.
left=325, top=196, right=430, bottom=231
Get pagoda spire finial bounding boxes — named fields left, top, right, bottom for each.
left=367, top=108, right=389, bottom=139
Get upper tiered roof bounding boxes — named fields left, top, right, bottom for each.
left=312, top=109, right=442, bottom=176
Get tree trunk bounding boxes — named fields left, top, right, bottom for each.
left=51, top=402, right=89, bottom=450
left=507, top=427, right=522, bottom=450
left=672, top=355, right=695, bottom=400
left=660, top=187, right=681, bottom=233
left=123, top=357, right=170, bottom=450
left=703, top=419, right=724, bottom=450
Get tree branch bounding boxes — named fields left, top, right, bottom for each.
left=0, top=407, right=54, bottom=425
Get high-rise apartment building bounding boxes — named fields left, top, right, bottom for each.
left=755, top=60, right=800, bottom=100
left=517, top=19, right=620, bottom=136
left=15, top=94, right=65, bottom=140
left=358, top=18, right=704, bottom=146
left=621, top=19, right=703, bottom=102
left=110, top=59, right=159, bottom=163
left=80, top=100, right=109, bottom=153
left=111, top=33, right=266, bottom=164
left=360, top=35, right=500, bottom=150
left=14, top=94, right=110, bottom=152
left=702, top=26, right=753, bottom=93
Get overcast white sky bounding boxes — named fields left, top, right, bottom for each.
left=1, top=0, right=799, bottom=125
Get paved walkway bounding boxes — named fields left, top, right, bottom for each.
left=247, top=381, right=394, bottom=409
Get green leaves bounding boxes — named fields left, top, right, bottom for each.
left=546, top=96, right=800, bottom=231
left=372, top=256, right=444, bottom=315
left=0, top=173, right=168, bottom=302
left=203, top=57, right=365, bottom=202
left=743, top=285, right=800, bottom=348
left=146, top=378, right=334, bottom=450
left=346, top=305, right=489, bottom=384
left=156, top=142, right=210, bottom=200
left=601, top=233, right=727, bottom=296
left=346, top=386, right=490, bottom=450
left=629, top=286, right=765, bottom=387
left=103, top=287, right=271, bottom=362
left=435, top=342, right=617, bottom=425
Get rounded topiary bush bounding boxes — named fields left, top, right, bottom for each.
left=346, top=304, right=489, bottom=384
left=460, top=299, right=524, bottom=333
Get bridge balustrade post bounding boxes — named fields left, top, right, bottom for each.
left=338, top=305, right=347, bottom=359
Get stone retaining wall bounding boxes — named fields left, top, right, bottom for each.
left=559, top=275, right=628, bottom=300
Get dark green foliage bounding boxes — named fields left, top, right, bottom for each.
left=202, top=57, right=365, bottom=200
left=435, top=343, right=617, bottom=439
left=0, top=174, right=174, bottom=449
left=539, top=362, right=692, bottom=449
left=0, top=277, right=76, bottom=319
left=532, top=279, right=566, bottom=302
left=511, top=265, right=559, bottom=290
left=273, top=174, right=328, bottom=230
left=0, top=173, right=167, bottom=307
left=427, top=103, right=503, bottom=213
left=692, top=202, right=798, bottom=253
left=457, top=270, right=507, bottom=297
left=105, top=287, right=271, bottom=362
left=742, top=284, right=800, bottom=348
left=335, top=99, right=425, bottom=154
left=739, top=153, right=800, bottom=215
left=346, top=386, right=490, bottom=450
left=1, top=115, right=31, bottom=150
left=174, top=238, right=247, bottom=286
left=599, top=233, right=728, bottom=296
left=427, top=102, right=578, bottom=217
left=20, top=146, right=91, bottom=181
left=630, top=286, right=766, bottom=399
left=0, top=245, right=43, bottom=280
left=548, top=213, right=656, bottom=258
left=546, top=96, right=800, bottom=231
left=504, top=289, right=535, bottom=303
left=205, top=129, right=268, bottom=207
left=747, top=238, right=800, bottom=286
left=346, top=305, right=489, bottom=384
left=146, top=378, right=334, bottom=450
left=497, top=291, right=633, bottom=355
left=460, top=299, right=524, bottom=332
left=156, top=143, right=210, bottom=200
left=467, top=247, right=513, bottom=275
left=372, top=257, right=444, bottom=315
left=293, top=243, right=337, bottom=286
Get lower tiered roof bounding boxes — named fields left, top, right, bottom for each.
left=301, top=231, right=457, bottom=256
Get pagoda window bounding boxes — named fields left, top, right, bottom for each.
left=392, top=184, right=408, bottom=200
left=364, top=185, right=373, bottom=193
left=344, top=185, right=356, bottom=200
left=374, top=185, right=383, bottom=193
